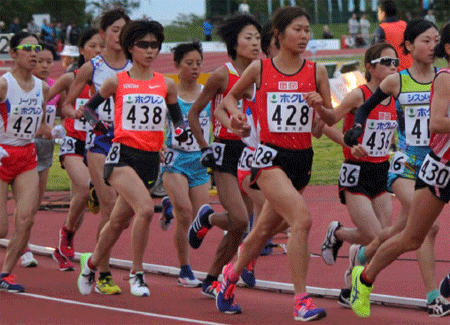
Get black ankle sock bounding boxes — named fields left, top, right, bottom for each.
left=99, top=272, right=112, bottom=280
left=204, top=275, right=218, bottom=284
left=360, top=271, right=373, bottom=287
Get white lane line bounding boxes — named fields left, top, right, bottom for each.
left=20, top=292, right=229, bottom=325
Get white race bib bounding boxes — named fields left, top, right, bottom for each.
left=211, top=142, right=226, bottom=166
left=122, top=94, right=166, bottom=131
left=163, top=148, right=179, bottom=167
left=171, top=117, right=209, bottom=152
left=267, top=92, right=313, bottom=133
left=404, top=105, right=430, bottom=146
left=362, top=119, right=397, bottom=157
left=238, top=147, right=255, bottom=171
left=97, top=97, right=114, bottom=123
left=389, top=151, right=408, bottom=174
left=419, top=154, right=450, bottom=187
left=105, top=142, right=120, bottom=164
left=6, top=105, right=42, bottom=139
left=339, top=163, right=361, bottom=187
left=59, top=136, right=77, bottom=155
left=46, top=105, right=57, bottom=128
left=252, top=144, right=277, bottom=168
left=74, top=98, right=91, bottom=131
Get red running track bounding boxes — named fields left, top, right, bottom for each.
left=1, top=185, right=450, bottom=324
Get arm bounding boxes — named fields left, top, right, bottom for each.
left=0, top=78, right=7, bottom=103
left=49, top=72, right=74, bottom=117
left=429, top=72, right=450, bottom=134
left=62, top=61, right=94, bottom=120
left=164, top=77, right=183, bottom=127
left=36, top=82, right=52, bottom=139
left=187, top=67, right=227, bottom=149
left=307, top=63, right=335, bottom=126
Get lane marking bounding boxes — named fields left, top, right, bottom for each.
left=19, top=292, right=229, bottom=325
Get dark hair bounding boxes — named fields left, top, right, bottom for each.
left=379, top=0, right=397, bottom=17
left=401, top=19, right=437, bottom=55
left=100, top=8, right=130, bottom=32
left=172, top=41, right=203, bottom=64
left=10, top=31, right=38, bottom=50
left=272, top=6, right=311, bottom=48
left=216, top=14, right=261, bottom=60
left=261, top=21, right=275, bottom=57
left=120, top=20, right=164, bottom=61
left=364, top=42, right=397, bottom=81
left=435, top=21, right=450, bottom=62
left=77, top=27, right=99, bottom=66
left=39, top=42, right=58, bottom=61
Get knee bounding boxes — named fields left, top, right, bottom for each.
left=290, top=215, right=312, bottom=235
left=175, top=206, right=193, bottom=228
left=403, top=234, right=424, bottom=252
left=428, top=222, right=439, bottom=238
left=109, top=218, right=127, bottom=232
left=229, top=216, right=248, bottom=233
left=136, top=205, right=154, bottom=222
left=16, top=217, right=34, bottom=233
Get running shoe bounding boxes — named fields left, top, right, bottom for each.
left=260, top=239, right=273, bottom=256
left=428, top=295, right=450, bottom=317
left=151, top=175, right=167, bottom=198
left=344, top=244, right=362, bottom=287
left=20, top=250, right=38, bottom=268
left=338, top=288, right=351, bottom=308
left=188, top=204, right=214, bottom=249
left=216, top=263, right=242, bottom=314
left=293, top=295, right=326, bottom=322
left=95, top=275, right=122, bottom=295
left=129, top=272, right=149, bottom=297
left=440, top=273, right=450, bottom=298
left=159, top=196, right=174, bottom=231
left=240, top=258, right=256, bottom=288
left=59, top=226, right=75, bottom=259
left=177, top=265, right=202, bottom=288
left=77, top=253, right=95, bottom=295
left=52, top=249, right=74, bottom=271
left=350, top=266, right=372, bottom=318
left=321, top=221, right=343, bottom=265
left=87, top=181, right=100, bottom=214
left=201, top=280, right=220, bottom=298
left=0, top=274, right=25, bottom=293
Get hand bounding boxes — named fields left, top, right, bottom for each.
left=344, top=125, right=363, bottom=147
left=230, top=113, right=250, bottom=138
left=83, top=105, right=99, bottom=127
left=174, top=126, right=188, bottom=143
left=350, top=144, right=369, bottom=159
left=200, top=147, right=217, bottom=168
left=0, top=146, right=9, bottom=166
left=72, top=109, right=84, bottom=120
left=305, top=91, right=324, bottom=111
left=51, top=125, right=66, bottom=139
left=36, top=121, right=52, bottom=139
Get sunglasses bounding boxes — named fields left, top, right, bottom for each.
left=134, top=41, right=160, bottom=50
left=15, top=44, right=42, bottom=52
left=370, top=57, right=400, bottom=67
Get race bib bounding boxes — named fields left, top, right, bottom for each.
left=419, top=154, right=450, bottom=187
left=252, top=144, right=277, bottom=168
left=46, top=105, right=57, bottom=128
left=85, top=129, right=95, bottom=150
left=6, top=105, right=42, bottom=139
left=163, top=148, right=179, bottom=167
left=238, top=147, right=255, bottom=171
left=59, top=136, right=77, bottom=155
left=267, top=92, right=313, bottom=133
left=362, top=119, right=397, bottom=157
left=404, top=105, right=430, bottom=146
left=211, top=142, right=226, bottom=166
left=74, top=98, right=91, bottom=131
left=389, top=151, right=408, bottom=174
left=97, top=97, right=114, bottom=123
left=122, top=94, right=166, bottom=131
left=171, top=117, right=210, bottom=152
left=105, top=142, right=120, bottom=164
left=339, top=163, right=361, bottom=187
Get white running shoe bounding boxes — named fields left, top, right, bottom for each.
left=21, top=251, right=38, bottom=268
left=321, top=221, right=343, bottom=265
left=77, top=253, right=95, bottom=295
left=129, top=272, right=150, bottom=297
left=344, top=244, right=362, bottom=287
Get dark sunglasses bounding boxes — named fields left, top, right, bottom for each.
left=15, top=44, right=42, bottom=52
left=370, top=57, right=400, bottom=67
left=134, top=41, right=160, bottom=50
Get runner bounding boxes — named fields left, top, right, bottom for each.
left=344, top=19, right=450, bottom=318
left=187, top=14, right=261, bottom=301
left=0, top=31, right=52, bottom=292
left=47, top=28, right=103, bottom=272
left=214, top=6, right=333, bottom=321
left=160, top=41, right=210, bottom=288
left=319, top=42, right=398, bottom=307
left=77, top=19, right=187, bottom=297
left=59, top=9, right=131, bottom=295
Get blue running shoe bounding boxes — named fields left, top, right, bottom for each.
left=202, top=280, right=220, bottom=298
left=216, top=264, right=242, bottom=314
left=159, top=196, right=174, bottom=231
left=178, top=265, right=201, bottom=288
left=188, top=204, right=213, bottom=249
left=240, top=259, right=256, bottom=288
left=0, top=274, right=25, bottom=292
left=260, top=238, right=273, bottom=256
left=440, top=273, right=450, bottom=298
left=293, top=295, right=326, bottom=321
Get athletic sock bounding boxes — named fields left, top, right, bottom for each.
left=294, top=292, right=308, bottom=302
left=204, top=274, right=218, bottom=284
left=87, top=257, right=96, bottom=271
left=99, top=272, right=112, bottom=280
left=360, top=268, right=373, bottom=287
left=357, top=246, right=367, bottom=265
left=226, top=265, right=240, bottom=283
left=427, top=289, right=440, bottom=304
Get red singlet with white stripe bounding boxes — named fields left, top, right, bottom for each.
left=429, top=68, right=450, bottom=161
left=113, top=71, right=168, bottom=151
left=342, top=84, right=397, bottom=162
left=212, top=62, right=242, bottom=141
